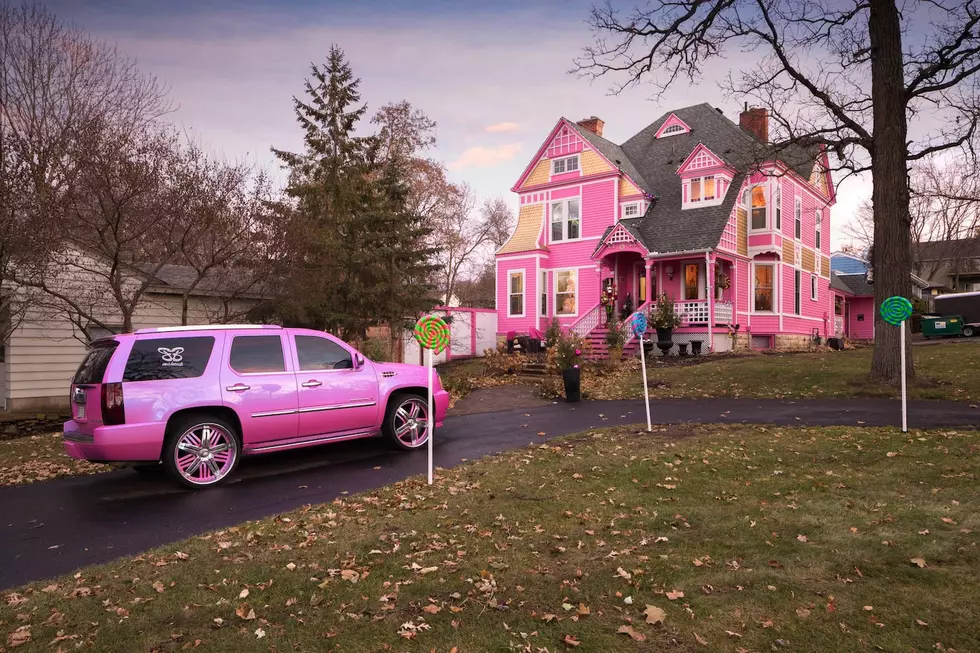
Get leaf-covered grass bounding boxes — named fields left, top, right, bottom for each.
left=589, top=342, right=980, bottom=402
left=3, top=423, right=978, bottom=652
left=0, top=433, right=106, bottom=487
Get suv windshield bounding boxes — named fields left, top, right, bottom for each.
left=73, top=341, right=119, bottom=384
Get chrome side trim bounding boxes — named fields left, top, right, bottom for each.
left=64, top=431, right=95, bottom=443
left=247, top=430, right=375, bottom=453
left=297, top=400, right=377, bottom=414
left=251, top=408, right=299, bottom=418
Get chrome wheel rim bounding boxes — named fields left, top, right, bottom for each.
left=174, top=423, right=237, bottom=485
left=393, top=398, right=429, bottom=447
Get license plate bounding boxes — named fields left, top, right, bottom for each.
left=77, top=404, right=86, bottom=420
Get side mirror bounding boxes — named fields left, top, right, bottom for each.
left=354, top=354, right=364, bottom=369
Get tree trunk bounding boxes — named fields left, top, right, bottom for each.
left=868, top=0, right=915, bottom=383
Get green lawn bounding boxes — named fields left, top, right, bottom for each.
left=588, top=342, right=980, bottom=402
left=3, top=423, right=977, bottom=652
left=0, top=433, right=105, bottom=487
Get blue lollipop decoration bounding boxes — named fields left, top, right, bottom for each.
left=880, top=296, right=913, bottom=327
left=631, top=312, right=648, bottom=338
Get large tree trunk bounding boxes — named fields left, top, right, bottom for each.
left=868, top=0, right=915, bottom=383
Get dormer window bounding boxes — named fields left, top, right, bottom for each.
left=690, top=176, right=716, bottom=202
left=661, top=124, right=685, bottom=136
left=623, top=202, right=641, bottom=218
left=551, top=155, right=579, bottom=175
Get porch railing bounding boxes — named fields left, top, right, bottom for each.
left=569, top=303, right=604, bottom=337
left=673, top=300, right=733, bottom=326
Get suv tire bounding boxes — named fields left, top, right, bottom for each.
left=383, top=392, right=430, bottom=451
left=163, top=414, right=241, bottom=489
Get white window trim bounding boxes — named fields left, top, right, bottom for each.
left=554, top=268, right=579, bottom=318
left=550, top=197, right=582, bottom=243
left=794, top=196, right=803, bottom=241
left=684, top=175, right=726, bottom=209
left=539, top=270, right=548, bottom=317
left=811, top=274, right=819, bottom=301
left=660, top=123, right=687, bottom=137
left=507, top=269, right=526, bottom=318
left=746, top=182, right=768, bottom=231
left=622, top=202, right=641, bottom=219
left=551, top=154, right=580, bottom=176
left=681, top=262, right=706, bottom=301
left=794, top=268, right=802, bottom=315
left=751, top=261, right=777, bottom=314
left=774, top=184, right=782, bottom=232
left=815, top=209, right=823, bottom=250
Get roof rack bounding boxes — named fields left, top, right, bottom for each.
left=135, top=324, right=282, bottom=334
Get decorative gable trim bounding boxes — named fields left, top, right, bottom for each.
left=605, top=223, right=637, bottom=245
left=677, top=143, right=734, bottom=175
left=512, top=118, right=571, bottom=191
left=593, top=223, right=648, bottom=258
left=654, top=113, right=692, bottom=138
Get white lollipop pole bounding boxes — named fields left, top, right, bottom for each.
left=427, top=346, right=434, bottom=485
left=900, top=319, right=907, bottom=433
left=639, top=333, right=652, bottom=432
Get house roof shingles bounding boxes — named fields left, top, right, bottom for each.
left=831, top=272, right=874, bottom=296
left=581, top=103, right=822, bottom=255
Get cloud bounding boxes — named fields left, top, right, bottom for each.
left=485, top=121, right=520, bottom=133
left=450, top=143, right=524, bottom=169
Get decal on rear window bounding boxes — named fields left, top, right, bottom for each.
left=124, top=337, right=215, bottom=381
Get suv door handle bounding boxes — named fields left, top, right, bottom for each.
left=301, top=380, right=322, bottom=388
left=226, top=383, right=251, bottom=392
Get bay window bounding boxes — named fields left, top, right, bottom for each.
left=555, top=269, right=578, bottom=316
left=753, top=263, right=774, bottom=312
left=508, top=271, right=524, bottom=317
left=550, top=198, right=581, bottom=242
left=746, top=185, right=767, bottom=230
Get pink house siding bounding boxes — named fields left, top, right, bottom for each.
left=848, top=297, right=875, bottom=339
left=581, top=180, right=616, bottom=238
left=736, top=259, right=750, bottom=327
left=496, top=257, right=540, bottom=335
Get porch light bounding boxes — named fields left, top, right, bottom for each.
left=665, top=264, right=674, bottom=280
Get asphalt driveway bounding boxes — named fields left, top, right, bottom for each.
left=1, top=397, right=976, bottom=590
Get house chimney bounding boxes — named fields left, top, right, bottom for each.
left=739, top=103, right=769, bottom=143
left=576, top=116, right=604, bottom=137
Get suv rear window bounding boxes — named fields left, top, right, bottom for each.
left=123, top=336, right=215, bottom=382
left=73, top=341, right=119, bottom=384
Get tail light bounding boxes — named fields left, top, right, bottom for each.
left=101, top=382, right=126, bottom=425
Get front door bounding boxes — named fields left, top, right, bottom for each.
left=291, top=333, right=380, bottom=438
left=221, top=332, right=299, bottom=445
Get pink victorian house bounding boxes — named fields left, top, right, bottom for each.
left=495, top=104, right=837, bottom=356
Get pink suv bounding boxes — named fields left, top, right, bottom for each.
left=63, top=325, right=450, bottom=488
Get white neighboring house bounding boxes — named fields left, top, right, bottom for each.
left=0, top=252, right=259, bottom=412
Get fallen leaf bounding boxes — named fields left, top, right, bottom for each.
left=942, top=517, right=956, bottom=525
left=886, top=451, right=898, bottom=457
left=340, top=569, right=360, bottom=583
left=643, top=605, right=665, bottom=625
left=254, top=628, right=265, bottom=639
left=615, top=567, right=631, bottom=580
left=694, top=632, right=708, bottom=646
left=563, top=634, right=580, bottom=647
left=236, top=605, right=256, bottom=620
left=152, top=581, right=165, bottom=593
left=617, top=625, right=646, bottom=641
left=238, top=588, right=249, bottom=599
left=7, top=626, right=31, bottom=648
left=796, top=534, right=808, bottom=543
left=863, top=606, right=874, bottom=611
left=286, top=563, right=297, bottom=571
left=796, top=608, right=810, bottom=618
left=666, top=590, right=684, bottom=600
left=910, top=557, right=927, bottom=568
left=692, top=559, right=703, bottom=567
left=419, top=566, right=439, bottom=575
left=916, top=619, right=928, bottom=627
left=423, top=604, right=441, bottom=614
left=576, top=603, right=590, bottom=616
left=725, top=630, right=743, bottom=638
left=542, top=614, right=557, bottom=622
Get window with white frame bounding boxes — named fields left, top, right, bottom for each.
left=508, top=271, right=525, bottom=317
left=689, top=175, right=716, bottom=203
left=623, top=202, right=641, bottom=218
left=551, top=155, right=579, bottom=175
left=745, top=184, right=767, bottom=230
left=794, top=197, right=802, bottom=239
left=815, top=209, right=823, bottom=249
left=550, top=198, right=581, bottom=241
left=661, top=124, right=686, bottom=136
left=540, top=270, right=547, bottom=316
left=753, top=263, right=775, bottom=312
left=774, top=185, right=782, bottom=231
left=794, top=269, right=802, bottom=315
left=811, top=274, right=818, bottom=301
left=555, top=269, right=578, bottom=315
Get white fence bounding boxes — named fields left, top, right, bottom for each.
left=403, top=307, right=497, bottom=366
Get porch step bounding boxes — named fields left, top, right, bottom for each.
left=522, top=362, right=549, bottom=376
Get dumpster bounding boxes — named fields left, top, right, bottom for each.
left=921, top=315, right=963, bottom=338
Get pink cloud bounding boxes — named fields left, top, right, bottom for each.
left=485, top=121, right=520, bottom=133
left=450, top=143, right=523, bottom=169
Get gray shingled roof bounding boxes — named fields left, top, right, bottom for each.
left=831, top=272, right=873, bottom=296
left=566, top=121, right=650, bottom=191
left=580, top=103, right=821, bottom=255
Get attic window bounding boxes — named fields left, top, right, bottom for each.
left=623, top=203, right=640, bottom=218
left=552, top=155, right=579, bottom=175
left=661, top=124, right=686, bottom=136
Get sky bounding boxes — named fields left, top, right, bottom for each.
left=46, top=0, right=873, bottom=249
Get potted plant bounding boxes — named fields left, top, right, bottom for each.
left=649, top=293, right=681, bottom=356
left=554, top=329, right=587, bottom=402
left=604, top=316, right=627, bottom=366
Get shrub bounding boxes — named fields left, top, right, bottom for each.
left=649, top=293, right=681, bottom=329
left=483, top=349, right=528, bottom=375
left=553, top=328, right=589, bottom=371
left=358, top=336, right=391, bottom=362
left=545, top=316, right=562, bottom=349
left=604, top=317, right=627, bottom=348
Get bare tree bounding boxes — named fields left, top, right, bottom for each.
left=0, top=1, right=171, bottom=339
left=576, top=0, right=980, bottom=383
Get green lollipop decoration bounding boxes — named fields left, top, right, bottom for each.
left=880, top=296, right=913, bottom=327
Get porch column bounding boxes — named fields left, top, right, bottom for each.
left=706, top=251, right=715, bottom=352
left=644, top=259, right=653, bottom=307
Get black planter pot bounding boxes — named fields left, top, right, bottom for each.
left=561, top=367, right=581, bottom=402
left=655, top=327, right=674, bottom=357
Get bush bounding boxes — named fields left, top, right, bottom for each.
left=483, top=349, right=528, bottom=375
left=604, top=317, right=627, bottom=348
left=545, top=316, right=562, bottom=349
left=358, top=336, right=391, bottom=362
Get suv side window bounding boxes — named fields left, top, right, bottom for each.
left=229, top=335, right=286, bottom=374
left=124, top=336, right=215, bottom=382
left=295, top=335, right=353, bottom=370
left=74, top=341, right=119, bottom=384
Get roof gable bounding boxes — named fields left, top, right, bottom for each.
left=546, top=124, right=585, bottom=159
left=654, top=113, right=692, bottom=138
left=677, top=143, right=734, bottom=175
